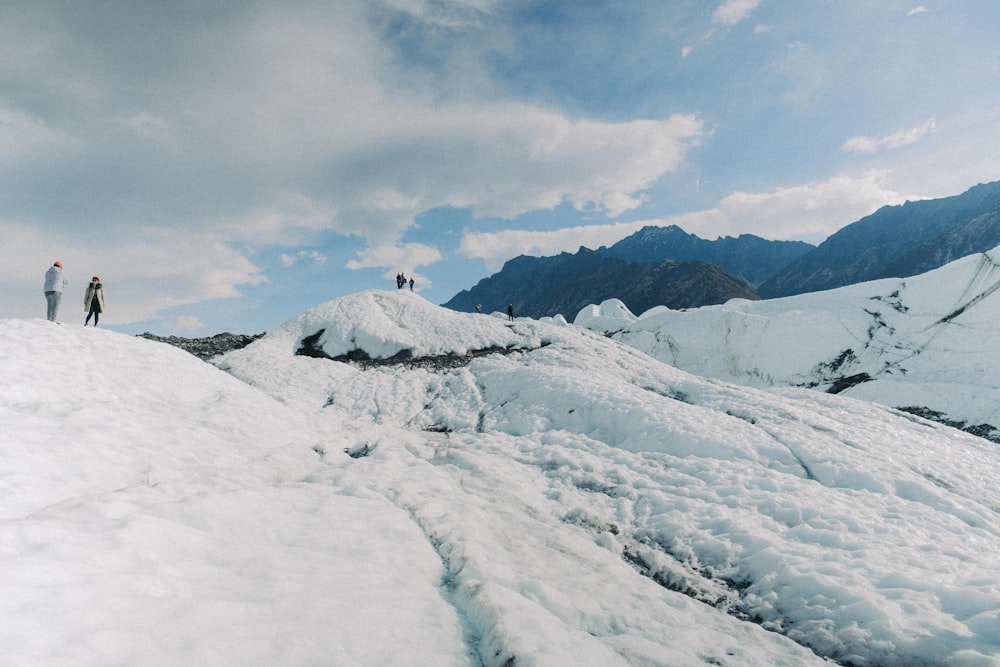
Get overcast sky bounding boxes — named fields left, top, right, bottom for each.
left=4, top=0, right=999, bottom=334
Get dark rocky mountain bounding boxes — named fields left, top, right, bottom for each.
left=759, top=180, right=1000, bottom=298
left=442, top=247, right=758, bottom=319
left=600, top=225, right=814, bottom=287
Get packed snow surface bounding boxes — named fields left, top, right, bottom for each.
left=4, top=286, right=1000, bottom=665
left=583, top=248, right=1000, bottom=437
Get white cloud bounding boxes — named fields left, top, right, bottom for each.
left=0, top=104, right=68, bottom=159
left=0, top=224, right=266, bottom=325
left=907, top=6, right=929, bottom=17
left=459, top=172, right=911, bottom=270
left=458, top=222, right=656, bottom=272
left=710, top=172, right=911, bottom=240
left=346, top=243, right=444, bottom=273
left=163, top=315, right=205, bottom=332
left=842, top=119, right=938, bottom=154
left=0, top=4, right=705, bottom=252
left=712, top=0, right=762, bottom=26
left=381, top=0, right=498, bottom=28
left=280, top=250, right=327, bottom=268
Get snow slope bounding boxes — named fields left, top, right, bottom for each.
left=4, top=288, right=1000, bottom=665
left=586, top=247, right=1000, bottom=438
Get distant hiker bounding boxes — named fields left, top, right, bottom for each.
left=507, top=303, right=514, bottom=321
left=408, top=277, right=414, bottom=291
left=395, top=272, right=403, bottom=289
left=43, top=261, right=68, bottom=322
left=476, top=304, right=482, bottom=314
left=84, top=276, right=106, bottom=326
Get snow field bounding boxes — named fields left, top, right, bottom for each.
left=5, top=279, right=1000, bottom=665
left=219, top=290, right=1000, bottom=665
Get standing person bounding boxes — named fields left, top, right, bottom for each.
left=84, top=276, right=106, bottom=326
left=408, top=277, right=414, bottom=291
left=43, top=261, right=68, bottom=322
left=507, top=303, right=514, bottom=321
left=476, top=304, right=482, bottom=313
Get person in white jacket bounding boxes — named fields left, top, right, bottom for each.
left=84, top=276, right=106, bottom=326
left=43, top=261, right=68, bottom=322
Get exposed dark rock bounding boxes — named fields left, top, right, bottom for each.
left=138, top=331, right=264, bottom=361
left=897, top=406, right=1000, bottom=444
left=826, top=373, right=872, bottom=394
left=297, top=334, right=548, bottom=372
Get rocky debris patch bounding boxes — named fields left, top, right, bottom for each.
left=897, top=406, right=1000, bottom=444
left=138, top=332, right=264, bottom=361
left=296, top=328, right=549, bottom=371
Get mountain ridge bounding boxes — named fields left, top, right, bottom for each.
left=444, top=245, right=765, bottom=318
left=759, top=180, right=1000, bottom=297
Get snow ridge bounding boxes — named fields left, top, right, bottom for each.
left=216, top=289, right=1000, bottom=665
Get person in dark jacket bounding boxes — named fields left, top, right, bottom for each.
left=84, top=276, right=106, bottom=326
left=507, top=303, right=514, bottom=321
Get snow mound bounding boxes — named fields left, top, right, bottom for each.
left=216, top=289, right=1000, bottom=666
left=580, top=247, right=1000, bottom=436
left=573, top=298, right=638, bottom=330
left=265, top=289, right=546, bottom=360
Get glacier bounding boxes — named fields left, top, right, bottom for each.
left=2, top=259, right=1000, bottom=665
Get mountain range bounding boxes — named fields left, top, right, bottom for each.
left=446, top=180, right=1000, bottom=317
left=442, top=248, right=761, bottom=318
left=759, top=180, right=1000, bottom=297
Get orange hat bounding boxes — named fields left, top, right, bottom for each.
left=53, top=261, right=62, bottom=267
left=92, top=276, right=101, bottom=282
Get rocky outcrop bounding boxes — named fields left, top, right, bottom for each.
left=138, top=332, right=264, bottom=361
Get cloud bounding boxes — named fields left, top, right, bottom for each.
left=459, top=172, right=911, bottom=270
left=0, top=104, right=66, bottom=159
left=381, top=0, right=499, bottom=28
left=0, top=2, right=705, bottom=325
left=0, top=223, right=265, bottom=325
left=907, top=6, right=929, bottom=17
left=280, top=251, right=328, bottom=268
left=710, top=172, right=911, bottom=240
left=712, top=0, right=763, bottom=26
left=842, top=119, right=938, bottom=154
left=346, top=243, right=444, bottom=273
left=163, top=315, right=205, bottom=332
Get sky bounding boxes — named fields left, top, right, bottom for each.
left=4, top=285, right=1000, bottom=665
left=3, top=0, right=1000, bottom=335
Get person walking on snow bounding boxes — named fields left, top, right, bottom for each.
left=507, top=303, right=514, bottom=321
left=43, top=261, right=68, bottom=322
left=84, top=276, right=106, bottom=326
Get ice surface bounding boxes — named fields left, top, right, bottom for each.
left=4, top=280, right=1000, bottom=665
left=587, top=248, right=1000, bottom=437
